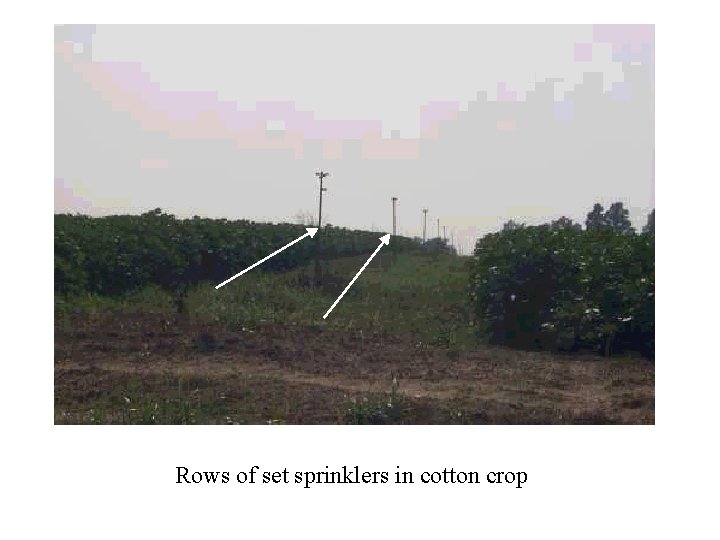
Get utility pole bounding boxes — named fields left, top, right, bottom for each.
left=391, top=197, right=398, bottom=236
left=437, top=218, right=440, bottom=239
left=443, top=225, right=447, bottom=243
left=315, top=170, right=330, bottom=228
left=314, top=170, right=329, bottom=286
left=422, top=208, right=428, bottom=244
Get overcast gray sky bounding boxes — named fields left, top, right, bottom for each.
left=55, top=24, right=654, bottom=253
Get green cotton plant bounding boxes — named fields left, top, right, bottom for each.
left=470, top=224, right=583, bottom=350
left=469, top=219, right=654, bottom=357
left=54, top=212, right=422, bottom=300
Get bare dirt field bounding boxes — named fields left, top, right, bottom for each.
left=55, top=313, right=655, bottom=424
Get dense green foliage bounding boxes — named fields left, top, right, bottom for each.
left=55, top=209, right=418, bottom=297
left=470, top=213, right=654, bottom=357
left=56, top=205, right=655, bottom=358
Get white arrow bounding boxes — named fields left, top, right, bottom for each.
left=323, top=234, right=390, bottom=319
left=215, top=227, right=318, bottom=289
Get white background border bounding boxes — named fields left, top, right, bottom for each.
left=4, top=1, right=718, bottom=538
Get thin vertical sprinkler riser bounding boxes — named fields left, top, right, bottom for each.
left=422, top=208, right=428, bottom=244
left=392, top=197, right=398, bottom=236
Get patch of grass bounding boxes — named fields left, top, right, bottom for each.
left=342, top=375, right=407, bottom=424
left=188, top=252, right=476, bottom=348
left=320, top=252, right=476, bottom=348
left=187, top=273, right=330, bottom=327
left=55, top=285, right=174, bottom=321
left=112, top=375, right=228, bottom=424
left=56, top=375, right=237, bottom=425
left=56, top=252, right=477, bottom=350
left=55, top=370, right=333, bottom=425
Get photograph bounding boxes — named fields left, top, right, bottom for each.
left=54, top=24, right=655, bottom=425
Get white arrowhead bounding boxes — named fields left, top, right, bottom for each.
left=323, top=233, right=392, bottom=319
left=216, top=229, right=317, bottom=289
